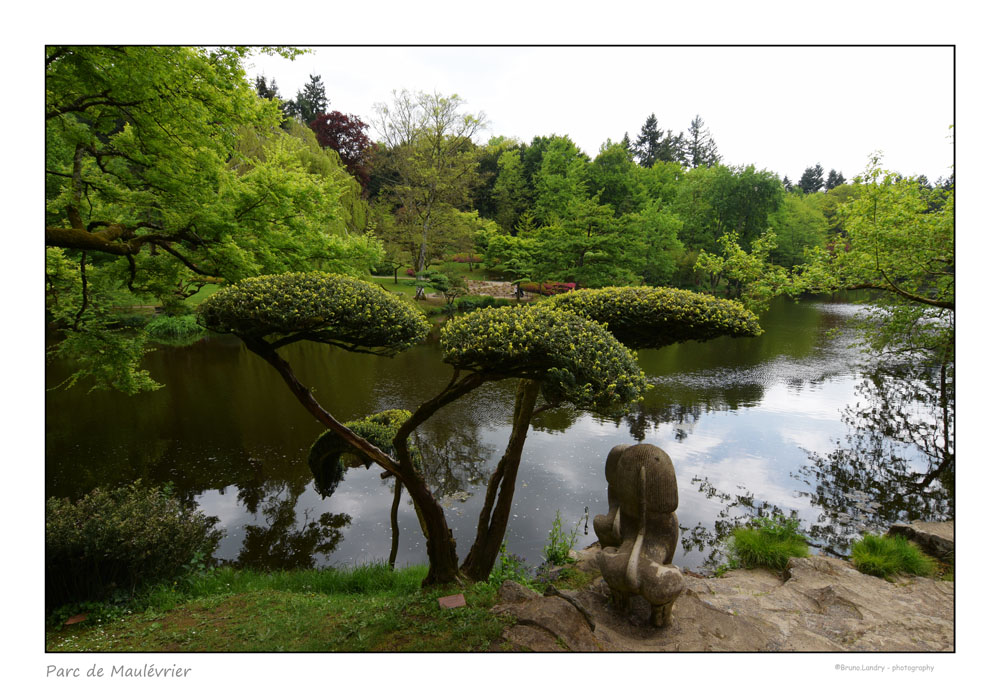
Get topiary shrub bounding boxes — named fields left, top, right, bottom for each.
left=308, top=409, right=421, bottom=497
left=440, top=304, right=648, bottom=412
left=546, top=286, right=762, bottom=348
left=45, top=481, right=223, bottom=607
left=197, top=272, right=430, bottom=354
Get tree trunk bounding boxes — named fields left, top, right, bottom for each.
left=242, top=336, right=463, bottom=586
left=461, top=379, right=541, bottom=580
left=388, top=477, right=402, bottom=569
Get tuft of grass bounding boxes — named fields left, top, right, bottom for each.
left=850, top=534, right=936, bottom=580
left=726, top=515, right=810, bottom=572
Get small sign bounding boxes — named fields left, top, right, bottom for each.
left=437, top=593, right=466, bottom=609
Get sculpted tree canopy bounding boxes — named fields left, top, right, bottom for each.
left=546, top=286, right=763, bottom=348
left=197, top=272, right=430, bottom=354
left=441, top=304, right=648, bottom=411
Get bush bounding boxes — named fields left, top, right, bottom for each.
left=726, top=515, right=810, bottom=571
left=46, top=481, right=223, bottom=607
left=146, top=313, right=205, bottom=341
left=454, top=296, right=510, bottom=312
left=850, top=533, right=935, bottom=579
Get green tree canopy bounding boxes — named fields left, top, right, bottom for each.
left=197, top=272, right=430, bottom=354
left=441, top=304, right=648, bottom=410
left=45, top=46, right=376, bottom=393
left=546, top=286, right=762, bottom=348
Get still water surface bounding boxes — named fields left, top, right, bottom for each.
left=46, top=296, right=950, bottom=572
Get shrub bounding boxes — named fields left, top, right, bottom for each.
left=308, top=409, right=421, bottom=497
left=726, top=515, right=810, bottom=571
left=850, top=533, right=936, bottom=579
left=145, top=313, right=205, bottom=341
left=454, top=296, right=510, bottom=312
left=46, top=481, right=223, bottom=607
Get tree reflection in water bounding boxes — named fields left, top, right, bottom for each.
left=236, top=483, right=352, bottom=570
left=680, top=364, right=954, bottom=570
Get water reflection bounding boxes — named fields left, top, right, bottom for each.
left=235, top=483, right=353, bottom=570
left=46, top=296, right=952, bottom=571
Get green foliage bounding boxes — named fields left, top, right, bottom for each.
left=488, top=541, right=535, bottom=587
left=792, top=156, right=954, bottom=358
left=145, top=314, right=205, bottom=342
left=309, top=410, right=420, bottom=495
left=850, top=534, right=935, bottom=580
left=542, top=510, right=583, bottom=565
left=197, top=272, right=431, bottom=353
left=546, top=285, right=762, bottom=349
left=726, top=515, right=810, bottom=571
left=694, top=230, right=791, bottom=313
left=440, top=304, right=648, bottom=411
left=46, top=481, right=224, bottom=607
left=46, top=46, right=377, bottom=393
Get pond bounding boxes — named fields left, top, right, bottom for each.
left=45, top=295, right=953, bottom=572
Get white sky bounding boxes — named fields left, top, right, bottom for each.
left=246, top=46, right=954, bottom=182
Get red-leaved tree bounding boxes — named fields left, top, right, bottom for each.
left=310, top=111, right=373, bottom=189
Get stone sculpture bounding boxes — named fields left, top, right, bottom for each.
left=594, top=443, right=685, bottom=627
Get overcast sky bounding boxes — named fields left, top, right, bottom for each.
left=245, top=46, right=954, bottom=183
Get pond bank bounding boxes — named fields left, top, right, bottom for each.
left=493, top=533, right=954, bottom=652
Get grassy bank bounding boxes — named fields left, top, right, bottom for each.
left=46, top=563, right=520, bottom=652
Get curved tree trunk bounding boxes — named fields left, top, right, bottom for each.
left=461, top=379, right=541, bottom=581
left=242, top=337, right=469, bottom=586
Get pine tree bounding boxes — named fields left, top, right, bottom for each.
left=294, top=74, right=328, bottom=124
left=825, top=169, right=846, bottom=190
left=254, top=75, right=280, bottom=100
left=657, top=129, right=688, bottom=166
left=782, top=176, right=793, bottom=192
left=633, top=114, right=663, bottom=167
left=798, top=163, right=825, bottom=193
left=686, top=115, right=720, bottom=167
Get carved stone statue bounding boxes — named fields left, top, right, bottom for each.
left=594, top=443, right=684, bottom=627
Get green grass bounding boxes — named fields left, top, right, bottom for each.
left=725, top=516, right=810, bottom=572
left=850, top=534, right=936, bottom=580
left=46, top=563, right=516, bottom=652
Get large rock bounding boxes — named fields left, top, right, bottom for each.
left=492, top=556, right=953, bottom=652
left=492, top=584, right=602, bottom=651
left=887, top=520, right=954, bottom=563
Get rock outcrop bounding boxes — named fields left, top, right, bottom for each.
left=492, top=544, right=953, bottom=652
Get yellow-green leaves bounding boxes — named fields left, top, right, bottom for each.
left=545, top=286, right=762, bottom=349
left=440, top=304, right=648, bottom=411
left=197, top=272, right=430, bottom=353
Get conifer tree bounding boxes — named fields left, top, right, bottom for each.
left=686, top=114, right=720, bottom=167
